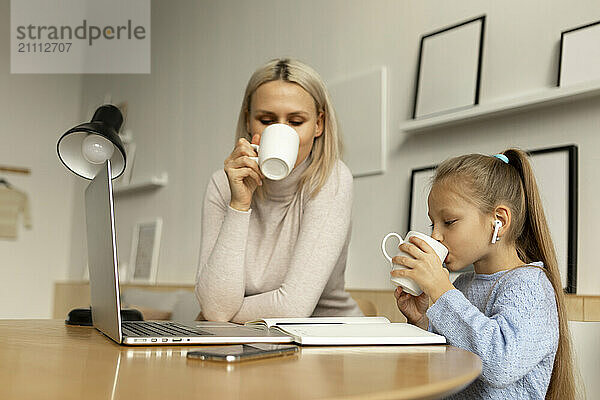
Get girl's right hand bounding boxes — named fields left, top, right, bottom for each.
left=224, top=137, right=264, bottom=211
left=394, top=286, right=429, bottom=330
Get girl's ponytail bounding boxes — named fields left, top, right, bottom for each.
left=503, top=149, right=557, bottom=272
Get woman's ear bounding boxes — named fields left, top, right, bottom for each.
left=315, top=111, right=324, bottom=138
left=245, top=110, right=251, bottom=136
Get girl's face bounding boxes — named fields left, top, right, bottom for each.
left=247, top=80, right=323, bottom=167
left=427, top=183, right=494, bottom=271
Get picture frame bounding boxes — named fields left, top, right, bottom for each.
left=329, top=67, right=387, bottom=177
left=412, top=15, right=485, bottom=119
left=408, top=145, right=578, bottom=293
left=558, top=19, right=600, bottom=87
left=129, top=218, right=163, bottom=284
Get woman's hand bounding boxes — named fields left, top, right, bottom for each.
left=224, top=136, right=264, bottom=211
left=390, top=236, right=454, bottom=303
left=394, top=286, right=429, bottom=330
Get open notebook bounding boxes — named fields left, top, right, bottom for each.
left=246, top=317, right=446, bottom=345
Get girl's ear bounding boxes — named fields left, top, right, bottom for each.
left=493, top=205, right=511, bottom=238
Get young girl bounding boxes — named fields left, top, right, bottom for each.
left=392, top=149, right=576, bottom=399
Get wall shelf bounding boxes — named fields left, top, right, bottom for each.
left=400, top=80, right=600, bottom=134
left=113, top=172, right=168, bottom=196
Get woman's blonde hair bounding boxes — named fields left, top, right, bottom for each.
left=234, top=58, right=342, bottom=198
left=433, top=148, right=577, bottom=400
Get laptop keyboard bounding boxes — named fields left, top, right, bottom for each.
left=122, top=321, right=212, bottom=337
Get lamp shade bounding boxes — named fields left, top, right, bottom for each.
left=57, top=104, right=127, bottom=180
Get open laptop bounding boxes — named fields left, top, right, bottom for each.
left=84, top=160, right=292, bottom=345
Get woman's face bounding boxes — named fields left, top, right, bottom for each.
left=247, top=80, right=323, bottom=167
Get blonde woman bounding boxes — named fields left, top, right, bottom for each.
left=196, top=58, right=362, bottom=323
left=391, top=149, right=577, bottom=399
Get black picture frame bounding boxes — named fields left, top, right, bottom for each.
left=407, top=145, right=578, bottom=293
left=412, top=15, right=486, bottom=119
left=557, top=19, right=600, bottom=87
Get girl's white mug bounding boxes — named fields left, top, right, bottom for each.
left=381, top=231, right=448, bottom=296
left=250, top=123, right=299, bottom=181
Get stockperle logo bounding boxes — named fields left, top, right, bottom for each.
left=11, top=0, right=150, bottom=74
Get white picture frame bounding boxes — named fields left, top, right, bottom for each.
left=413, top=16, right=485, bottom=119
left=558, top=20, right=600, bottom=87
left=407, top=146, right=578, bottom=293
left=129, top=218, right=162, bottom=284
left=329, top=67, right=387, bottom=177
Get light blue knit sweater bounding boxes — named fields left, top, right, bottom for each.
left=427, top=263, right=559, bottom=399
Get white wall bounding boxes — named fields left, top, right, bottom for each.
left=0, top=1, right=83, bottom=317
left=68, top=0, right=600, bottom=295
left=6, top=0, right=600, bottom=319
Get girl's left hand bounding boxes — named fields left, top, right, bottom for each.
left=391, top=237, right=454, bottom=302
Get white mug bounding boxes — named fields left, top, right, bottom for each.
left=381, top=231, right=448, bottom=296
left=250, top=123, right=300, bottom=181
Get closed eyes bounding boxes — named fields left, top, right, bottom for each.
left=259, top=119, right=304, bottom=126
left=429, top=219, right=458, bottom=229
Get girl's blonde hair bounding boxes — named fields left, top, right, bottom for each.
left=433, top=148, right=577, bottom=400
left=234, top=58, right=342, bottom=198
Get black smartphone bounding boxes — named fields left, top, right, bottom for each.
left=186, top=344, right=299, bottom=363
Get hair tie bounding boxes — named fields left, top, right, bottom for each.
left=493, top=154, right=509, bottom=164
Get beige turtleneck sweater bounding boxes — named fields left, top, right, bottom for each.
left=195, top=158, right=362, bottom=323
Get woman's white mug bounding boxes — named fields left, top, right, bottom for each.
left=250, top=123, right=300, bottom=180
left=381, top=231, right=448, bottom=296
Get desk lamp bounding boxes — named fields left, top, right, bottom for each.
left=57, top=104, right=126, bottom=180
left=57, top=104, right=141, bottom=325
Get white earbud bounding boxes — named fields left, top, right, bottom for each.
left=491, top=220, right=502, bottom=244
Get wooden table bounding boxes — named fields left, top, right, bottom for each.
left=0, top=320, right=481, bottom=400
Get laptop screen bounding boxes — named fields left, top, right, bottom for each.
left=84, top=160, right=123, bottom=343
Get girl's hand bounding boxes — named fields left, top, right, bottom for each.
left=390, top=236, right=454, bottom=303
left=394, top=286, right=429, bottom=330
left=224, top=136, right=264, bottom=211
